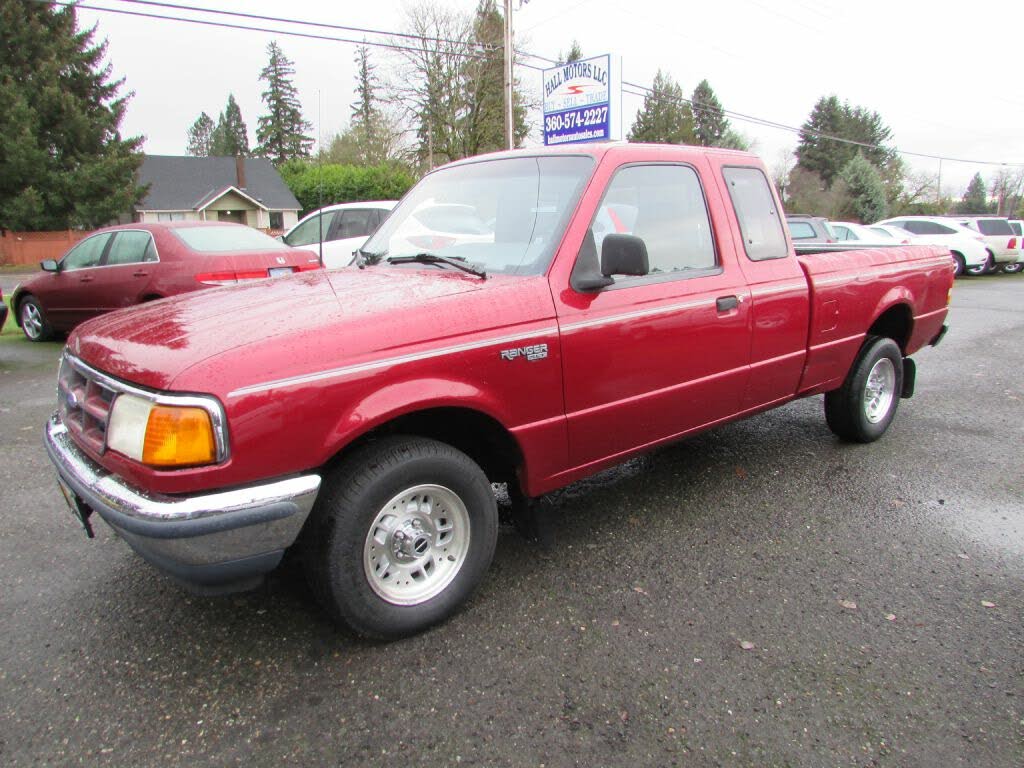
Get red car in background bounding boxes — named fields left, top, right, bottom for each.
left=11, top=222, right=321, bottom=341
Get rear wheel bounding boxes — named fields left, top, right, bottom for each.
left=1002, top=261, right=1023, bottom=274
left=19, top=296, right=54, bottom=342
left=825, top=336, right=903, bottom=443
left=302, top=436, right=498, bottom=639
left=950, top=252, right=966, bottom=277
left=965, top=253, right=993, bottom=276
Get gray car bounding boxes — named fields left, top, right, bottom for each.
left=786, top=214, right=836, bottom=243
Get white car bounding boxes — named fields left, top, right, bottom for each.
left=831, top=221, right=899, bottom=245
left=864, top=224, right=918, bottom=244
left=1007, top=220, right=1024, bottom=274
left=954, top=216, right=1019, bottom=274
left=281, top=201, right=397, bottom=268
left=876, top=216, right=990, bottom=277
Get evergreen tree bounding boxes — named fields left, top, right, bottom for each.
left=560, top=40, right=583, bottom=64
left=691, top=79, right=728, bottom=147
left=795, top=95, right=898, bottom=187
left=838, top=152, right=887, bottom=222
left=210, top=94, right=250, bottom=157
left=255, top=42, right=313, bottom=163
left=628, top=70, right=694, bottom=145
left=957, top=173, right=991, bottom=214
left=0, top=1, right=144, bottom=231
left=339, top=44, right=402, bottom=165
left=186, top=112, right=215, bottom=156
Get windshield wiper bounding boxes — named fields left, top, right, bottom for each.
left=386, top=253, right=487, bottom=279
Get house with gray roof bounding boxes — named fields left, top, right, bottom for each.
left=132, top=155, right=301, bottom=231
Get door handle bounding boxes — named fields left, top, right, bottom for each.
left=79, top=276, right=94, bottom=283
left=132, top=271, right=149, bottom=277
left=716, top=295, right=740, bottom=312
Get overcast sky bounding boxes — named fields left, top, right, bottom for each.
left=76, top=0, right=1024, bottom=193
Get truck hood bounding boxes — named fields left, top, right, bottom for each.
left=70, top=268, right=489, bottom=390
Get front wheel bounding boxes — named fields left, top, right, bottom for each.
left=1002, top=261, right=1023, bottom=274
left=19, top=296, right=54, bottom=342
left=302, top=436, right=498, bottom=639
left=824, top=336, right=903, bottom=443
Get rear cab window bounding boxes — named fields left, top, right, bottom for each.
left=723, top=167, right=788, bottom=259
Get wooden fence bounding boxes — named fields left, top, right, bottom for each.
left=0, top=230, right=89, bottom=267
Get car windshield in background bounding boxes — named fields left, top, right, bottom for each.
left=173, top=225, right=289, bottom=253
left=360, top=155, right=594, bottom=275
left=976, top=219, right=1013, bottom=236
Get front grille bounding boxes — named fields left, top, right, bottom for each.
left=58, top=355, right=117, bottom=454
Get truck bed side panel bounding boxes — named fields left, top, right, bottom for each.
left=796, top=245, right=952, bottom=395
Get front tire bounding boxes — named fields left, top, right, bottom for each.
left=302, top=436, right=498, bottom=639
left=824, top=336, right=903, bottom=443
left=19, top=296, right=54, bottom=342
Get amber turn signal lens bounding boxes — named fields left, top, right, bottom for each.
left=142, top=406, right=216, bottom=467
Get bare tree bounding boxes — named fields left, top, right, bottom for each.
left=990, top=168, right=1024, bottom=217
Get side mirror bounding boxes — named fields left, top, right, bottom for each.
left=601, top=234, right=648, bottom=277
left=40, top=259, right=59, bottom=273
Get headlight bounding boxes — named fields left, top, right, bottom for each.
left=108, top=393, right=218, bottom=467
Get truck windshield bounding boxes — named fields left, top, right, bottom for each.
left=360, top=155, right=594, bottom=275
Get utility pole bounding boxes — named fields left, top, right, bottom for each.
left=503, top=0, right=514, bottom=150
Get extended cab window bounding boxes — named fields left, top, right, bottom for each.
left=723, top=167, right=788, bottom=260
left=583, top=164, right=716, bottom=283
left=62, top=234, right=112, bottom=270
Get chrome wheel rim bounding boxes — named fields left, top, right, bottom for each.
left=22, top=303, right=42, bottom=339
left=363, top=484, right=471, bottom=606
left=863, top=358, right=896, bottom=424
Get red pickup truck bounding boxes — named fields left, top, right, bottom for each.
left=45, top=143, right=952, bottom=638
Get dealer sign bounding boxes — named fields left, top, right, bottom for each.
left=542, top=54, right=613, bottom=146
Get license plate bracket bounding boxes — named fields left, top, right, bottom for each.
left=56, top=477, right=95, bottom=538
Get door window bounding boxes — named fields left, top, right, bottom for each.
left=62, top=234, right=111, bottom=270
left=581, top=164, right=716, bottom=284
left=333, top=209, right=376, bottom=240
left=105, top=231, right=156, bottom=266
left=285, top=212, right=338, bottom=246
left=723, top=167, right=789, bottom=260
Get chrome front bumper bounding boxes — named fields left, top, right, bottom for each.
left=44, top=413, right=321, bottom=592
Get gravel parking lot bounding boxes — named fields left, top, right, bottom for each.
left=1, top=276, right=1021, bottom=767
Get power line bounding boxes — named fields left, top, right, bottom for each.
left=621, top=81, right=1024, bottom=167
left=103, top=0, right=493, bottom=52
left=52, top=0, right=1023, bottom=167
left=44, top=0, right=513, bottom=65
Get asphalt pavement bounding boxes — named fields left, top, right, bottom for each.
left=1, top=275, right=1021, bottom=767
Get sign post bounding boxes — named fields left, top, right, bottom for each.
left=542, top=54, right=619, bottom=146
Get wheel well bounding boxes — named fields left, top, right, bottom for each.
left=140, top=294, right=163, bottom=302
left=329, top=407, right=523, bottom=486
left=868, top=304, right=913, bottom=353
left=11, top=292, right=30, bottom=327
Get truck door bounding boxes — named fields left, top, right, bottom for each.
left=553, top=161, right=751, bottom=468
left=716, top=165, right=810, bottom=409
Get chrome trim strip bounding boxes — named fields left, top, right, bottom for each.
left=228, top=325, right=561, bottom=398
left=559, top=297, right=713, bottom=333
left=47, top=415, right=320, bottom=523
left=749, top=281, right=808, bottom=297
left=62, top=352, right=229, bottom=462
